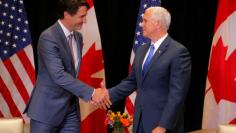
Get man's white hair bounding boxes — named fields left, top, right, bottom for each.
left=147, top=6, right=171, bottom=31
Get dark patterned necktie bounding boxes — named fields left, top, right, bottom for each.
left=68, top=34, right=75, bottom=64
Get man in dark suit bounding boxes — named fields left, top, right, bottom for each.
left=24, top=0, right=110, bottom=132
left=105, top=7, right=191, bottom=133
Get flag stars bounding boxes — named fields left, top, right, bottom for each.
left=3, top=12, right=7, bottom=16
left=5, top=41, right=9, bottom=45
left=136, top=31, right=141, bottom=36
left=24, top=20, right=28, bottom=24
left=14, top=35, right=18, bottom=39
left=11, top=6, right=16, bottom=10
left=4, top=3, right=9, bottom=8
left=143, top=4, right=147, bottom=9
left=135, top=40, right=138, bottom=45
left=6, top=32, right=11, bottom=37
left=12, top=44, right=17, bottom=48
left=16, top=26, right=20, bottom=31
left=17, top=18, right=21, bottom=22
left=14, top=35, right=19, bottom=39
left=139, top=22, right=142, bottom=27
left=0, top=0, right=32, bottom=60
left=10, top=15, right=14, bottom=19
left=3, top=50, right=8, bottom=54
left=8, top=24, right=12, bottom=28
left=18, top=9, right=22, bottom=13
left=22, top=38, right=26, bottom=42
left=1, top=21, right=5, bottom=25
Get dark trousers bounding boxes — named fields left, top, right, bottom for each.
left=136, top=113, right=174, bottom=133
left=137, top=113, right=144, bottom=133
left=30, top=104, right=80, bottom=133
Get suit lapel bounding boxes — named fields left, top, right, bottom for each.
left=137, top=43, right=150, bottom=82
left=53, top=22, right=77, bottom=78
left=54, top=22, right=75, bottom=67
left=141, top=36, right=171, bottom=82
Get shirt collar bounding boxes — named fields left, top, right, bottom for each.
left=58, top=20, right=73, bottom=38
left=151, top=33, right=168, bottom=48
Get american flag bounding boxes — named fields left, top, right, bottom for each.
left=132, top=0, right=161, bottom=54
left=0, top=0, right=35, bottom=123
left=125, top=0, right=161, bottom=129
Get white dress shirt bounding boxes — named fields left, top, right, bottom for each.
left=58, top=20, right=79, bottom=69
left=142, top=34, right=168, bottom=69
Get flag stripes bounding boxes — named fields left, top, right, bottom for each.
left=0, top=46, right=34, bottom=122
left=0, top=94, right=12, bottom=117
left=0, top=0, right=35, bottom=122
left=17, top=48, right=35, bottom=85
left=3, top=59, right=30, bottom=103
left=0, top=77, right=23, bottom=118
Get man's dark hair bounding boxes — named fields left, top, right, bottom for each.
left=56, top=0, right=89, bottom=19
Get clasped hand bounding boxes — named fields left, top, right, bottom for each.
left=91, top=82, right=112, bottom=110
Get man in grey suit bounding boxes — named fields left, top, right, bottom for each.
left=103, top=7, right=191, bottom=133
left=24, top=0, right=110, bottom=132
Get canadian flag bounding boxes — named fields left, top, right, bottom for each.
left=202, top=0, right=236, bottom=129
left=77, top=0, right=107, bottom=132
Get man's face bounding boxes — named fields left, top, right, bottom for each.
left=67, top=6, right=88, bottom=31
left=141, top=11, right=157, bottom=38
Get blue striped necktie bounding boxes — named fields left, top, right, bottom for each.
left=142, top=44, right=155, bottom=76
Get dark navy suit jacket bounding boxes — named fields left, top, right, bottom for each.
left=25, top=22, right=93, bottom=127
left=109, top=36, right=191, bottom=133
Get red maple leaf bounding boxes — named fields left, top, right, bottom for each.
left=80, top=109, right=107, bottom=133
left=230, top=118, right=236, bottom=124
left=208, top=37, right=236, bottom=103
left=78, top=43, right=104, bottom=88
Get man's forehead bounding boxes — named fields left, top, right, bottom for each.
left=144, top=10, right=153, bottom=19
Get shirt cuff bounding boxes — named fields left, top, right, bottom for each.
left=91, top=88, right=95, bottom=97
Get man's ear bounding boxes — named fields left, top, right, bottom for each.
left=155, top=20, right=162, bottom=29
left=64, top=11, right=70, bottom=19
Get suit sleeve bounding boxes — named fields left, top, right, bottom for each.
left=38, top=33, right=93, bottom=101
left=159, top=47, right=191, bottom=130
left=109, top=61, right=138, bottom=104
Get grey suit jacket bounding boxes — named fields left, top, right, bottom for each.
left=109, top=36, right=191, bottom=133
left=25, top=22, right=93, bottom=126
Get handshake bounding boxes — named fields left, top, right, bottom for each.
left=90, top=82, right=112, bottom=110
